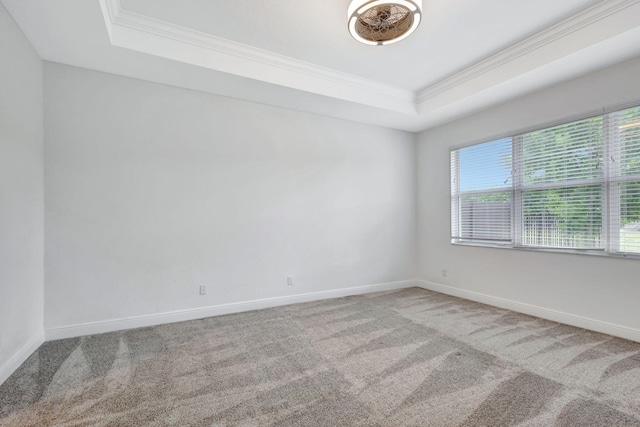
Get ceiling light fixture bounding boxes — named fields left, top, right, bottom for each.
left=348, top=0, right=422, bottom=46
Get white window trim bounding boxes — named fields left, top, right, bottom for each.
left=450, top=103, right=640, bottom=260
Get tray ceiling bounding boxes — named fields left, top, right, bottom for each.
left=3, top=0, right=640, bottom=131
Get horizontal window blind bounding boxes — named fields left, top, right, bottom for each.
left=520, top=185, right=602, bottom=249
left=450, top=103, right=640, bottom=256
left=451, top=138, right=513, bottom=243
left=519, top=117, right=603, bottom=185
left=609, top=106, right=640, bottom=254
left=516, top=117, right=604, bottom=250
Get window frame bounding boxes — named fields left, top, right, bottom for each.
left=450, top=102, right=640, bottom=259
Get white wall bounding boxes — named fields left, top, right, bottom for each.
left=417, top=56, right=640, bottom=337
left=0, top=3, right=44, bottom=383
left=44, top=63, right=416, bottom=336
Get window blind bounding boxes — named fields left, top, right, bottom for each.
left=451, top=138, right=513, bottom=243
left=609, top=106, right=640, bottom=254
left=516, top=117, right=604, bottom=249
left=450, top=103, right=640, bottom=256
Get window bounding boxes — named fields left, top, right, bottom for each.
left=451, top=105, right=640, bottom=256
left=451, top=138, right=513, bottom=244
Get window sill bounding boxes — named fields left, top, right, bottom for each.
left=451, top=240, right=640, bottom=260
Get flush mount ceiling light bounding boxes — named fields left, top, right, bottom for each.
left=348, top=0, right=422, bottom=46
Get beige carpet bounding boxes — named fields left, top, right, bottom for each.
left=1, top=287, right=640, bottom=426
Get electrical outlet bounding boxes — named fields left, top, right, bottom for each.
left=287, top=276, right=294, bottom=286
left=199, top=285, right=207, bottom=295
left=442, top=269, right=448, bottom=278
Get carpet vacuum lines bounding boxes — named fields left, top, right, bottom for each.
left=1, top=287, right=639, bottom=426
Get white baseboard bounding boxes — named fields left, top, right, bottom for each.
left=0, top=331, right=45, bottom=386
left=416, top=280, right=640, bottom=343
left=45, top=280, right=418, bottom=341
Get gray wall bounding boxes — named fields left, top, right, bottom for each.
left=0, top=3, right=44, bottom=383
left=417, top=56, right=640, bottom=333
left=44, top=63, right=416, bottom=333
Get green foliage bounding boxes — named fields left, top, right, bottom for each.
left=619, top=108, right=640, bottom=228
left=621, top=181, right=640, bottom=227
left=521, top=117, right=603, bottom=186
left=519, top=118, right=604, bottom=243
left=522, top=186, right=602, bottom=245
left=462, top=192, right=510, bottom=203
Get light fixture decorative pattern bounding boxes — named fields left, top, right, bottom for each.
left=348, top=0, right=422, bottom=46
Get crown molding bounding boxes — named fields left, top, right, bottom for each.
left=96, top=0, right=640, bottom=129
left=98, top=0, right=417, bottom=114
left=416, top=0, right=640, bottom=104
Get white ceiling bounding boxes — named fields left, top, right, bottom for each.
left=121, top=0, right=602, bottom=91
left=3, top=0, right=640, bottom=132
